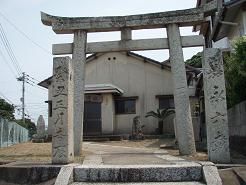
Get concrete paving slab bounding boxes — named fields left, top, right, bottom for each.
left=83, top=155, right=103, bottom=165
left=218, top=168, right=242, bottom=185
left=232, top=167, right=246, bottom=182
left=102, top=153, right=173, bottom=165
left=83, top=142, right=187, bottom=166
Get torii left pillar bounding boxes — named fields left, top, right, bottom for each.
left=167, top=24, right=196, bottom=155
left=73, top=30, right=87, bottom=156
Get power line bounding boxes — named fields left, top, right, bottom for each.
left=25, top=77, right=47, bottom=91
left=26, top=74, right=40, bottom=83
left=0, top=91, right=15, bottom=105
left=0, top=23, right=22, bottom=74
left=0, top=23, right=22, bottom=76
left=0, top=11, right=52, bottom=56
left=0, top=48, right=18, bottom=78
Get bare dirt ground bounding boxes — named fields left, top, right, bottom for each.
left=0, top=139, right=208, bottom=163
left=0, top=142, right=91, bottom=163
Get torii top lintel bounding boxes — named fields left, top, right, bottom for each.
left=41, top=0, right=217, bottom=34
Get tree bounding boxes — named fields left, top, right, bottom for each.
left=0, top=98, right=37, bottom=138
left=0, top=98, right=15, bottom=120
left=16, top=118, right=37, bottom=138
left=224, top=36, right=246, bottom=108
left=186, top=37, right=246, bottom=108
left=185, top=52, right=202, bottom=68
left=145, top=108, right=175, bottom=134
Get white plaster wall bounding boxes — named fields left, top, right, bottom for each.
left=85, top=52, right=177, bottom=134
left=212, top=37, right=231, bottom=49
left=101, top=94, right=114, bottom=134
left=227, top=10, right=245, bottom=39
left=213, top=10, right=246, bottom=49
left=228, top=100, right=246, bottom=137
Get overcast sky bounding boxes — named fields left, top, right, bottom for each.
left=0, top=0, right=202, bottom=125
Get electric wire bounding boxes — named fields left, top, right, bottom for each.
left=0, top=91, right=15, bottom=105
left=0, top=23, right=22, bottom=76
left=0, top=11, right=52, bottom=56
left=0, top=48, right=18, bottom=78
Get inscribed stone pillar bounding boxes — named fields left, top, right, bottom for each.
left=52, top=56, right=74, bottom=164
left=203, top=48, right=230, bottom=163
left=37, top=115, right=45, bottom=138
left=167, top=24, right=196, bottom=155
left=72, top=30, right=87, bottom=156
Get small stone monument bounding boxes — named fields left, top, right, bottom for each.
left=32, top=115, right=46, bottom=143
left=131, top=116, right=144, bottom=140
left=37, top=115, right=46, bottom=138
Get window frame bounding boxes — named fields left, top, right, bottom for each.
left=114, top=96, right=137, bottom=115
left=156, top=95, right=175, bottom=109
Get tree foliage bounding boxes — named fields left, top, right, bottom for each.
left=145, top=108, right=175, bottom=121
left=145, top=108, right=175, bottom=134
left=185, top=36, right=246, bottom=108
left=0, top=98, right=15, bottom=120
left=16, top=118, right=37, bottom=138
left=0, top=98, right=37, bottom=138
left=185, top=52, right=202, bottom=68
left=224, top=36, right=246, bottom=108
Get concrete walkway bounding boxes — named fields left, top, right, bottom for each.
left=82, top=142, right=185, bottom=165
left=62, top=142, right=221, bottom=185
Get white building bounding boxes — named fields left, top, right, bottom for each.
left=39, top=51, right=200, bottom=138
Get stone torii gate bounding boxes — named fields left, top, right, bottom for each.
left=41, top=0, right=230, bottom=164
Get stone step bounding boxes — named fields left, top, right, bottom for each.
left=71, top=182, right=205, bottom=185
left=74, top=163, right=202, bottom=182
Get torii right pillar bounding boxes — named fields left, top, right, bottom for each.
left=203, top=48, right=230, bottom=163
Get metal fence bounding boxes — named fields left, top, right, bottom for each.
left=0, top=117, right=29, bottom=148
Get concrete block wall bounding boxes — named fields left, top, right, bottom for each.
left=228, top=100, right=246, bottom=137
left=0, top=117, right=29, bottom=148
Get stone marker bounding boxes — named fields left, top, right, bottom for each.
left=37, top=115, right=45, bottom=138
left=52, top=56, right=74, bottom=164
left=203, top=48, right=230, bottom=163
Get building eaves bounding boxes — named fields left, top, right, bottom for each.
left=213, top=0, right=246, bottom=41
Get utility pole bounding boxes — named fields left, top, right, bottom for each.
left=17, top=72, right=25, bottom=125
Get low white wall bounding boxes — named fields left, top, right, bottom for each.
left=228, top=101, right=246, bottom=137
left=0, top=117, right=29, bottom=148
